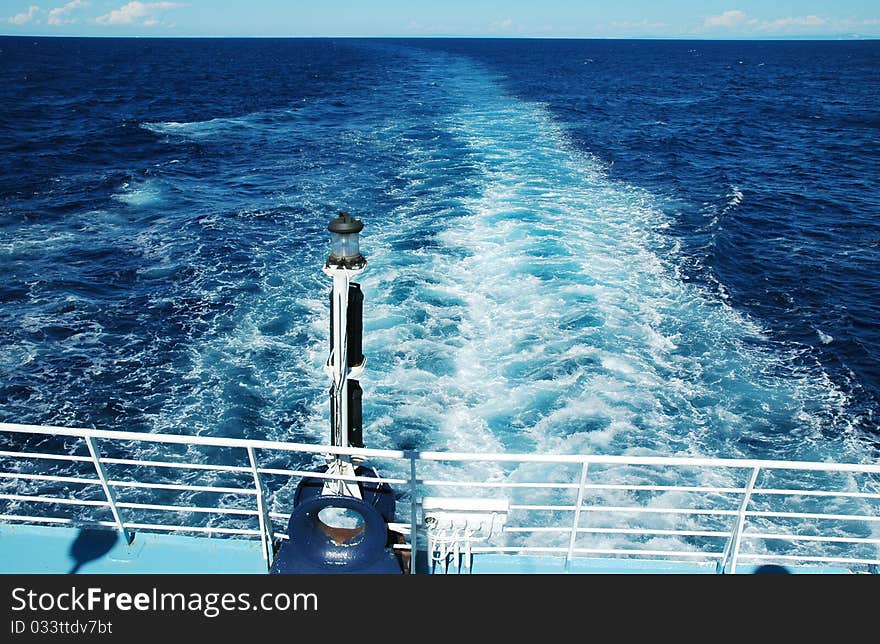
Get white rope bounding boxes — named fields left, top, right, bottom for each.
left=424, top=513, right=503, bottom=571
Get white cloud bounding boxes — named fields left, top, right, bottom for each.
left=8, top=5, right=41, bottom=25
left=48, top=0, right=89, bottom=26
left=757, top=15, right=827, bottom=31
left=704, top=11, right=879, bottom=34
left=96, top=1, right=183, bottom=26
left=704, top=10, right=748, bottom=28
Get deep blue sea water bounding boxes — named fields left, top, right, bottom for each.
left=1, top=37, right=879, bottom=472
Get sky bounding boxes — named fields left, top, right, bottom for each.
left=2, top=1, right=879, bottom=39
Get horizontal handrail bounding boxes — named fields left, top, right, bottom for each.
left=504, top=526, right=732, bottom=538
left=742, top=532, right=880, bottom=545
left=0, top=494, right=108, bottom=507
left=101, top=457, right=252, bottom=474
left=110, top=480, right=258, bottom=495
left=579, top=483, right=748, bottom=494
left=0, top=450, right=94, bottom=463
left=464, top=546, right=726, bottom=559
left=753, top=488, right=880, bottom=500
left=0, top=514, right=118, bottom=528
left=0, top=423, right=408, bottom=460
left=121, top=523, right=261, bottom=536
left=3, top=422, right=880, bottom=473
left=255, top=466, right=408, bottom=486
left=747, top=510, right=880, bottom=522
left=508, top=504, right=739, bottom=515
left=740, top=553, right=880, bottom=566
left=114, top=502, right=259, bottom=516
left=0, top=472, right=100, bottom=486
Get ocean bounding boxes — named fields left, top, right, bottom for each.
left=1, top=37, right=878, bottom=473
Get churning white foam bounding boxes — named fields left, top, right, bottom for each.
left=352, top=55, right=863, bottom=472
left=111, top=180, right=163, bottom=206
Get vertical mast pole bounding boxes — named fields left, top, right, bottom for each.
left=330, top=270, right=350, bottom=452
left=322, top=212, right=366, bottom=497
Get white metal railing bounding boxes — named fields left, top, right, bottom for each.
left=1, top=421, right=879, bottom=574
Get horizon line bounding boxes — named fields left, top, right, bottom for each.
left=2, top=33, right=878, bottom=41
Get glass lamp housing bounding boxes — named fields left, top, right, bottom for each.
left=330, top=231, right=360, bottom=261
left=327, top=212, right=365, bottom=268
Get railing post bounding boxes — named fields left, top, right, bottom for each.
left=247, top=447, right=274, bottom=571
left=565, top=461, right=590, bottom=571
left=84, top=436, right=132, bottom=544
left=721, top=467, right=760, bottom=574
left=409, top=454, right=418, bottom=575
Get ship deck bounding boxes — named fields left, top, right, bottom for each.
left=1, top=523, right=852, bottom=575
left=0, top=523, right=266, bottom=574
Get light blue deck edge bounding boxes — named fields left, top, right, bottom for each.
left=0, top=524, right=267, bottom=574
left=0, top=524, right=852, bottom=574
left=426, top=553, right=849, bottom=574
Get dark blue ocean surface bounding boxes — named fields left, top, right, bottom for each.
left=1, top=37, right=878, bottom=468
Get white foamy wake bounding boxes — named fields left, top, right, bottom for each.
left=359, top=59, right=860, bottom=464
left=126, top=48, right=871, bottom=549
left=343, top=53, right=873, bottom=552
